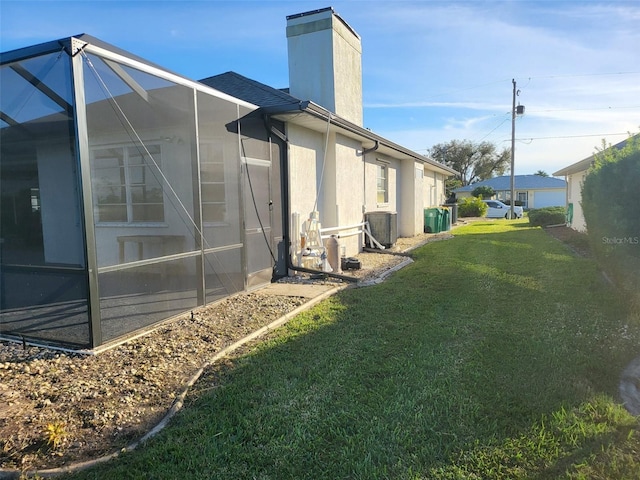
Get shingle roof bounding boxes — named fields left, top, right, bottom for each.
left=199, top=72, right=300, bottom=108
left=454, top=175, right=566, bottom=192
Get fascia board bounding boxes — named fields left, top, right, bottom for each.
left=553, top=157, right=593, bottom=176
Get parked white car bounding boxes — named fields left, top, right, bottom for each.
left=482, top=200, right=524, bottom=219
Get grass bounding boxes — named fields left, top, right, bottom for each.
left=64, top=220, right=640, bottom=479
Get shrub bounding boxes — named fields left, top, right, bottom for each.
left=528, top=207, right=566, bottom=227
left=582, top=141, right=640, bottom=302
left=458, top=196, right=488, bottom=217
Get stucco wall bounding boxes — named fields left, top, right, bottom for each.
left=397, top=160, right=424, bottom=237
left=286, top=123, right=448, bottom=254
left=423, top=169, right=446, bottom=208
left=331, top=134, right=365, bottom=254
left=567, top=171, right=587, bottom=231
left=287, top=125, right=364, bottom=256
left=287, top=124, right=325, bottom=222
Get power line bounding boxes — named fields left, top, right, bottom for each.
left=418, top=71, right=640, bottom=103
left=524, top=71, right=640, bottom=80
left=477, top=115, right=511, bottom=142
left=514, top=132, right=630, bottom=142
left=527, top=105, right=640, bottom=114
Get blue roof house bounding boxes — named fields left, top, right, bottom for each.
left=453, top=175, right=567, bottom=209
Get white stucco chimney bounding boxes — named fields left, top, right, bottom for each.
left=286, top=7, right=363, bottom=126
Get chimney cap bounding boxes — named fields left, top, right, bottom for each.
left=286, top=6, right=333, bottom=21
left=286, top=6, right=360, bottom=40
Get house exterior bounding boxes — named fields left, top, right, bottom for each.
left=552, top=159, right=591, bottom=231
left=553, top=135, right=639, bottom=232
left=0, top=8, right=454, bottom=350
left=453, top=175, right=566, bottom=209
left=204, top=8, right=455, bottom=257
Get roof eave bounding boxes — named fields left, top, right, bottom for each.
left=553, top=157, right=594, bottom=176
left=263, top=101, right=458, bottom=176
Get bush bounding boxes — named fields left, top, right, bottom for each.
left=528, top=207, right=566, bottom=227
left=458, top=196, right=488, bottom=217
left=582, top=142, right=640, bottom=301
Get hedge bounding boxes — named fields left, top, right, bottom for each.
left=528, top=207, right=566, bottom=227
left=582, top=146, right=640, bottom=304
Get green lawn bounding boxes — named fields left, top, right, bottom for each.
left=65, top=220, right=640, bottom=479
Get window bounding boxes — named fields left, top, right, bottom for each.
left=200, top=142, right=226, bottom=223
left=518, top=192, right=527, bottom=207
left=376, top=163, right=388, bottom=204
left=92, top=144, right=164, bottom=223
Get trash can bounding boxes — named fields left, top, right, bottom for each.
left=445, top=203, right=458, bottom=224
left=441, top=207, right=451, bottom=231
left=424, top=208, right=442, bottom=233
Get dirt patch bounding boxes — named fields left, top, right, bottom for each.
left=543, top=225, right=592, bottom=257
left=0, top=293, right=309, bottom=474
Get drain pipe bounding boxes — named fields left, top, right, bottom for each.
left=263, top=114, right=358, bottom=283
left=360, top=140, right=379, bottom=240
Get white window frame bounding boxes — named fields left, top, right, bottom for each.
left=200, top=140, right=228, bottom=225
left=91, top=143, right=165, bottom=225
left=376, top=161, right=389, bottom=205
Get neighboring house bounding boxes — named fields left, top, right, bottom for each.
left=553, top=135, right=638, bottom=232
left=453, top=175, right=566, bottom=209
left=0, top=8, right=454, bottom=350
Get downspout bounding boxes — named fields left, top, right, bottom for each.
left=262, top=113, right=358, bottom=283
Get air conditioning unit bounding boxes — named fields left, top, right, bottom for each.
left=365, top=211, right=398, bottom=248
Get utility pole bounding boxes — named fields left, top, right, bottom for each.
left=510, top=79, right=524, bottom=219
left=510, top=79, right=516, bottom=220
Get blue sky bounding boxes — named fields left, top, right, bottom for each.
left=2, top=0, right=639, bottom=175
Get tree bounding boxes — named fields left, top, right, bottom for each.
left=591, top=133, right=640, bottom=170
left=471, top=185, right=495, bottom=199
left=429, top=140, right=510, bottom=192
left=534, top=170, right=549, bottom=177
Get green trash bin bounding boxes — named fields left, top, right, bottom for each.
left=424, top=208, right=442, bottom=233
left=441, top=207, right=451, bottom=231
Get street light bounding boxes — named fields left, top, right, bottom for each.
left=510, top=79, right=525, bottom=219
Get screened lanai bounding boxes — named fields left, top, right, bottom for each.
left=0, top=35, right=285, bottom=350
